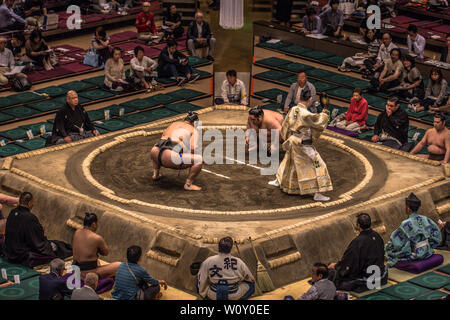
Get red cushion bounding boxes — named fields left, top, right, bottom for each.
left=431, top=25, right=450, bottom=34
left=109, top=31, right=138, bottom=44
left=61, top=62, right=95, bottom=73
left=390, top=15, right=418, bottom=25
left=144, top=47, right=161, bottom=58
left=82, top=15, right=104, bottom=24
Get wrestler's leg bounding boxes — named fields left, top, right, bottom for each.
left=82, top=262, right=121, bottom=280
left=150, top=146, right=163, bottom=180
left=160, top=151, right=203, bottom=190
left=181, top=154, right=203, bottom=191
left=428, top=144, right=446, bottom=156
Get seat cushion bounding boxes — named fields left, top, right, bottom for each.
left=0, top=276, right=39, bottom=300
left=15, top=138, right=47, bottom=151
left=0, top=128, right=30, bottom=141
left=437, top=263, right=450, bottom=275
left=379, top=282, right=432, bottom=300
left=279, top=45, right=312, bottom=56
left=168, top=89, right=205, bottom=101
left=255, top=57, right=292, bottom=68
left=149, top=93, right=183, bottom=105
left=0, top=144, right=28, bottom=157
left=164, top=102, right=202, bottom=114
left=94, top=119, right=135, bottom=132
left=394, top=254, right=444, bottom=274
left=257, top=40, right=292, bottom=49
left=415, top=290, right=448, bottom=300
left=408, top=271, right=450, bottom=289
left=326, top=126, right=359, bottom=138
left=279, top=62, right=314, bottom=73
left=326, top=87, right=354, bottom=100
left=19, top=122, right=53, bottom=135
left=254, top=70, right=293, bottom=81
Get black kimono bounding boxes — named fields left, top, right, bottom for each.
left=2, top=206, right=72, bottom=267
left=330, top=229, right=386, bottom=291
left=47, top=103, right=96, bottom=146
left=374, top=107, right=409, bottom=147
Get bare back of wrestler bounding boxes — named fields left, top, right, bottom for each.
left=411, top=114, right=450, bottom=163
left=150, top=112, right=203, bottom=191
left=246, top=107, right=284, bottom=154
left=72, top=228, right=121, bottom=280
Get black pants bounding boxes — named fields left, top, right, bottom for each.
left=370, top=78, right=400, bottom=93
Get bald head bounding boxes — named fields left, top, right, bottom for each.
left=66, top=90, right=79, bottom=108
left=143, top=1, right=150, bottom=12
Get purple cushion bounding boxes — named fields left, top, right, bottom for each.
left=431, top=25, right=450, bottom=34
left=326, top=126, right=359, bottom=138
left=61, top=63, right=95, bottom=73
left=110, top=31, right=138, bottom=44
left=394, top=254, right=444, bottom=274
left=61, top=272, right=115, bottom=294
left=390, top=15, right=418, bottom=25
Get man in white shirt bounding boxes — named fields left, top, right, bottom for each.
left=217, top=70, right=248, bottom=105
left=407, top=24, right=426, bottom=60
left=363, top=32, right=397, bottom=79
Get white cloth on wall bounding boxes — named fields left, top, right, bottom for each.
left=219, top=0, right=244, bottom=30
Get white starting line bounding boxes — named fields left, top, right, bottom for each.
left=224, top=156, right=262, bottom=170
left=201, top=169, right=231, bottom=180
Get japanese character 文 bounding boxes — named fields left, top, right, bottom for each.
left=209, top=265, right=223, bottom=278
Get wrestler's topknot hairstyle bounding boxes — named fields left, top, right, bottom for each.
left=184, top=111, right=199, bottom=123
left=84, top=212, right=98, bottom=227
left=300, top=87, right=311, bottom=101
left=249, top=105, right=264, bottom=118
left=218, top=237, right=233, bottom=254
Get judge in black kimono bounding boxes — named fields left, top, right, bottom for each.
left=327, top=213, right=387, bottom=292
left=46, top=90, right=100, bottom=146
left=372, top=96, right=411, bottom=151
left=2, top=192, right=72, bottom=268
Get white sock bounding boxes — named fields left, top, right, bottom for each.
left=268, top=179, right=280, bottom=187
left=314, top=193, right=330, bottom=202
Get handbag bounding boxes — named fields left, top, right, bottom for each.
left=12, top=76, right=32, bottom=92
left=126, top=262, right=149, bottom=300
left=83, top=48, right=100, bottom=67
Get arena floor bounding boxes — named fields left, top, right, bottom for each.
left=0, top=106, right=448, bottom=292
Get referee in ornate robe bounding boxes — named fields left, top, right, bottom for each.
left=272, top=89, right=333, bottom=202
left=385, top=193, right=442, bottom=268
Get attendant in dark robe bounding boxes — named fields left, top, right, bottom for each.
left=328, top=213, right=387, bottom=292
left=39, top=258, right=73, bottom=300
left=2, top=192, right=72, bottom=268
left=46, top=90, right=100, bottom=146
left=372, top=96, right=410, bottom=151
left=437, top=220, right=450, bottom=250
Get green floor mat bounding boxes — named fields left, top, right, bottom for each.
left=188, top=56, right=210, bottom=66
left=19, top=122, right=53, bottom=136
left=313, top=81, right=338, bottom=92
left=101, top=104, right=135, bottom=117
left=319, top=55, right=345, bottom=66
left=60, top=80, right=97, bottom=92
left=255, top=57, right=292, bottom=68
left=87, top=109, right=107, bottom=121
left=0, top=128, right=29, bottom=140
left=437, top=264, right=450, bottom=275
left=133, top=97, right=163, bottom=110
left=8, top=92, right=42, bottom=104
left=349, top=79, right=371, bottom=90
left=164, top=102, right=202, bottom=114
left=0, top=96, right=19, bottom=108
left=364, top=95, right=387, bottom=110
left=329, top=105, right=347, bottom=116
left=366, top=114, right=377, bottom=127
left=36, top=86, right=69, bottom=97
left=147, top=108, right=178, bottom=120
left=149, top=93, right=183, bottom=105
left=0, top=263, right=40, bottom=281
left=415, top=290, right=448, bottom=300
left=122, top=111, right=160, bottom=125
left=0, top=144, right=28, bottom=157
left=408, top=271, right=450, bottom=289
left=408, top=128, right=426, bottom=141
left=168, top=88, right=205, bottom=100
left=15, top=138, right=46, bottom=151
left=94, top=126, right=109, bottom=134
left=301, top=50, right=334, bottom=60
left=254, top=70, right=293, bottom=81
left=305, top=68, right=336, bottom=80
left=326, top=87, right=354, bottom=100
left=0, top=276, right=39, bottom=300
left=262, top=103, right=282, bottom=111
left=279, top=45, right=312, bottom=56
left=0, top=112, right=14, bottom=123
left=279, top=62, right=314, bottom=73
left=2, top=106, right=41, bottom=119
left=253, top=88, right=288, bottom=102
left=358, top=130, right=374, bottom=140
left=379, top=282, right=432, bottom=300
left=357, top=291, right=399, bottom=300
left=193, top=68, right=212, bottom=78
left=28, top=99, right=63, bottom=112
left=119, top=98, right=146, bottom=109
left=278, top=75, right=298, bottom=86
left=94, top=119, right=134, bottom=131
left=445, top=283, right=450, bottom=291
left=81, top=76, right=105, bottom=87
left=155, top=77, right=177, bottom=85
left=257, top=40, right=292, bottom=49
left=78, top=89, right=116, bottom=101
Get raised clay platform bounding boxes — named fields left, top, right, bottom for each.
left=0, top=105, right=449, bottom=294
